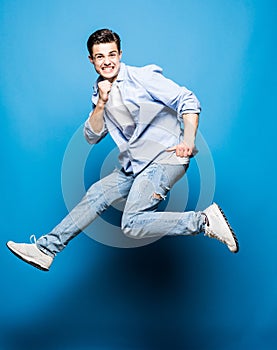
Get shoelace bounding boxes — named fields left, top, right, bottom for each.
left=30, top=234, right=37, bottom=244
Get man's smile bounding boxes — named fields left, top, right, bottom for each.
left=101, top=65, right=115, bottom=73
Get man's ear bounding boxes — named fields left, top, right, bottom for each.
left=119, top=50, right=123, bottom=60
left=88, top=55, right=94, bottom=64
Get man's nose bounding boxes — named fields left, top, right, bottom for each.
left=103, top=57, right=112, bottom=65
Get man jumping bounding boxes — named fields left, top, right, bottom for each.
left=7, top=29, right=239, bottom=271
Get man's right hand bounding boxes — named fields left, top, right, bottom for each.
left=98, top=80, right=113, bottom=104
left=88, top=80, right=112, bottom=134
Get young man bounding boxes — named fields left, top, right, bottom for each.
left=6, top=29, right=239, bottom=271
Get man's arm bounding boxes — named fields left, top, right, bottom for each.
left=84, top=80, right=112, bottom=144
left=88, top=80, right=112, bottom=133
left=142, top=66, right=200, bottom=157
left=167, top=113, right=199, bottom=157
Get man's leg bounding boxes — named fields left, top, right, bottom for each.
left=7, top=168, right=134, bottom=269
left=36, top=169, right=133, bottom=257
left=121, top=163, right=202, bottom=238
left=121, top=163, right=238, bottom=252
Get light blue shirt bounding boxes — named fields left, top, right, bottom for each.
left=84, top=62, right=201, bottom=175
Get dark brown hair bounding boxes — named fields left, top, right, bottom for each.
left=87, top=29, right=121, bottom=56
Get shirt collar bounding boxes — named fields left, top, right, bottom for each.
left=115, top=62, right=126, bottom=82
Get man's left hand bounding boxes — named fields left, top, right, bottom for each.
left=166, top=141, right=195, bottom=158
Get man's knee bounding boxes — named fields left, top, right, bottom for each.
left=121, top=213, right=142, bottom=239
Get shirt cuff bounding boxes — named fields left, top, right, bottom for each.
left=84, top=116, right=106, bottom=136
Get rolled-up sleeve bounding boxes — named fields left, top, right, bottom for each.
left=141, top=65, right=201, bottom=121
left=83, top=111, right=108, bottom=144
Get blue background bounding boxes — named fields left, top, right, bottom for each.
left=1, top=0, right=276, bottom=349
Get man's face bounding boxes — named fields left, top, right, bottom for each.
left=89, top=42, right=122, bottom=82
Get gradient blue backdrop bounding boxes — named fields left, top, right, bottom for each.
left=1, top=0, right=276, bottom=349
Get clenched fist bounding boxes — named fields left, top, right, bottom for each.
left=166, top=141, right=195, bottom=158
left=98, top=80, right=113, bottom=104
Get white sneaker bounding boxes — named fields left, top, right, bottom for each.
left=203, top=203, right=239, bottom=253
left=6, top=236, right=53, bottom=271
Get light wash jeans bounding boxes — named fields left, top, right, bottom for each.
left=37, top=163, right=205, bottom=257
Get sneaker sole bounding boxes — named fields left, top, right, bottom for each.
left=6, top=243, right=49, bottom=271
left=215, top=203, right=239, bottom=253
